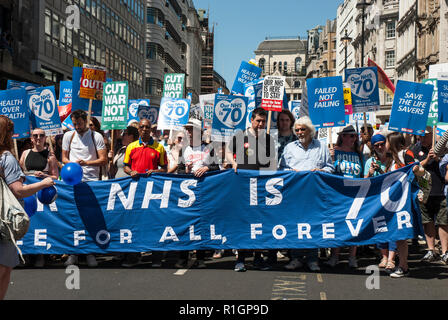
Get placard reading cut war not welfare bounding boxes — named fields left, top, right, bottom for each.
left=101, top=81, right=129, bottom=130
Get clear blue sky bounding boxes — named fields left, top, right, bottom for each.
left=192, top=0, right=343, bottom=88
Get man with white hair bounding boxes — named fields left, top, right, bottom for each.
left=279, top=116, right=334, bottom=272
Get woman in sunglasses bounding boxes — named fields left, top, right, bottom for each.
left=326, top=125, right=364, bottom=269
left=19, top=128, right=59, bottom=180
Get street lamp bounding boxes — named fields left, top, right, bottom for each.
left=356, top=0, right=372, bottom=67
left=341, top=29, right=352, bottom=70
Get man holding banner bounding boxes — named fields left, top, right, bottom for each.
left=280, top=116, right=334, bottom=272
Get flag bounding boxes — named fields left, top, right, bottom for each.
left=368, top=58, right=395, bottom=98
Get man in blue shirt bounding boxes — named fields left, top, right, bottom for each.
left=279, top=116, right=334, bottom=272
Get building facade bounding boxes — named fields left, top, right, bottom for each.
left=254, top=36, right=307, bottom=101
left=336, top=0, right=357, bottom=77
left=0, top=0, right=146, bottom=98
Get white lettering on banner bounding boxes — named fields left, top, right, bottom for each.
left=381, top=172, right=409, bottom=212
left=397, top=211, right=412, bottom=229
left=344, top=179, right=371, bottom=220
left=251, top=223, right=263, bottom=239
left=373, top=216, right=388, bottom=233
left=250, top=178, right=284, bottom=206
left=96, top=230, right=111, bottom=245
left=346, top=219, right=364, bottom=237
left=34, top=229, right=47, bottom=247
left=142, top=181, right=172, bottom=209
left=272, top=225, right=287, bottom=240
left=189, top=225, right=201, bottom=241
left=37, top=199, right=58, bottom=212
left=178, top=180, right=197, bottom=208
left=74, top=230, right=86, bottom=246
left=322, top=223, right=335, bottom=239
left=250, top=178, right=257, bottom=206
left=298, top=224, right=312, bottom=239
left=210, top=225, right=223, bottom=241
left=107, top=182, right=138, bottom=210
left=120, top=229, right=132, bottom=243
left=159, top=227, right=179, bottom=242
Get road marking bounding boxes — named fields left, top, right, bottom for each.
left=317, top=274, right=323, bottom=283
left=173, top=259, right=195, bottom=276
left=271, top=274, right=308, bottom=300
left=320, top=292, right=327, bottom=300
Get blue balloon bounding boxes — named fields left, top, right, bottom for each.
left=38, top=186, right=58, bottom=205
left=23, top=195, right=37, bottom=218
left=61, top=162, right=83, bottom=185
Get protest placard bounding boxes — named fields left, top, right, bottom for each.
left=343, top=83, right=353, bottom=115
left=438, top=80, right=448, bottom=123
left=162, top=73, right=185, bottom=98
left=261, top=76, right=286, bottom=112
left=58, top=81, right=72, bottom=122
left=0, top=88, right=29, bottom=139
left=423, top=79, right=438, bottom=126
left=231, top=61, right=262, bottom=95
left=289, top=101, right=301, bottom=120
left=388, top=80, right=434, bottom=136
left=79, top=64, right=107, bottom=100
left=212, top=94, right=248, bottom=142
left=158, top=97, right=191, bottom=130
left=199, top=94, right=215, bottom=131
left=72, top=67, right=103, bottom=116
left=307, top=76, right=345, bottom=128
left=28, top=86, right=63, bottom=136
left=101, top=81, right=128, bottom=130
left=128, top=99, right=158, bottom=125
left=345, top=67, right=380, bottom=113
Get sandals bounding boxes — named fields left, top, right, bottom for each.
left=378, top=257, right=388, bottom=268
left=385, top=260, right=396, bottom=273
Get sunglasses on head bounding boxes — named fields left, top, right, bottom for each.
left=32, top=133, right=45, bottom=138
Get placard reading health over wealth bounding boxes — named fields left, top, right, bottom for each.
left=158, top=97, right=191, bottom=130
left=212, top=94, right=248, bottom=142
left=389, top=80, right=434, bottom=136
left=261, top=76, right=285, bottom=112
left=28, top=86, right=63, bottom=136
left=231, top=61, right=262, bottom=95
left=345, top=67, right=380, bottom=113
left=307, top=76, right=345, bottom=128
left=101, top=81, right=129, bottom=130
left=0, top=88, right=29, bottom=139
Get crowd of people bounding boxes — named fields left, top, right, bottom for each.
left=1, top=106, right=448, bottom=299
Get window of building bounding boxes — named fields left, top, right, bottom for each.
left=279, top=62, right=282, bottom=73
left=386, top=21, right=396, bottom=39
left=259, top=58, right=265, bottom=72
left=385, top=50, right=395, bottom=67
left=295, top=57, right=302, bottom=73
left=284, top=61, right=288, bottom=73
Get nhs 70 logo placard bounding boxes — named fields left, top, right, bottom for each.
left=28, top=86, right=62, bottom=135
left=157, top=97, right=190, bottom=130
left=212, top=94, right=248, bottom=142
left=345, top=67, right=380, bottom=113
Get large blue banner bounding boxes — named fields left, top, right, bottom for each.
left=345, top=67, right=380, bottom=113
left=307, top=77, right=345, bottom=128
left=19, top=165, right=422, bottom=254
left=389, top=80, right=434, bottom=136
left=0, top=88, right=30, bottom=139
left=231, top=61, right=262, bottom=95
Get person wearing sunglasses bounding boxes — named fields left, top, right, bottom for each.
left=19, top=128, right=59, bottom=180
left=325, top=125, right=364, bottom=269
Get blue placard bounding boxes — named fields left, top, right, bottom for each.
left=438, top=80, right=448, bottom=123
left=128, top=99, right=156, bottom=125
left=307, top=76, right=345, bottom=128
left=345, top=67, right=380, bottom=112
left=18, top=165, right=422, bottom=254
left=0, top=88, right=30, bottom=139
left=389, top=80, right=434, bottom=136
left=59, top=81, right=72, bottom=107
left=28, top=86, right=63, bottom=136
left=231, top=61, right=262, bottom=95
left=157, top=97, right=191, bottom=130
left=72, top=67, right=103, bottom=116
left=289, top=100, right=301, bottom=120
left=7, top=80, right=41, bottom=92
left=212, top=94, right=249, bottom=142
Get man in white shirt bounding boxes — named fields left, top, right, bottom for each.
left=61, top=109, right=108, bottom=267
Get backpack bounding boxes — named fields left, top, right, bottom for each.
left=0, top=154, right=30, bottom=262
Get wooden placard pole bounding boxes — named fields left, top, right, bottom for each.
left=328, top=128, right=333, bottom=149
left=433, top=125, right=437, bottom=147
left=267, top=111, right=272, bottom=135
left=13, top=139, right=19, bottom=160
left=86, top=98, right=93, bottom=129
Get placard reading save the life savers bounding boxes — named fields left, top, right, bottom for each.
left=389, top=80, right=434, bottom=136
